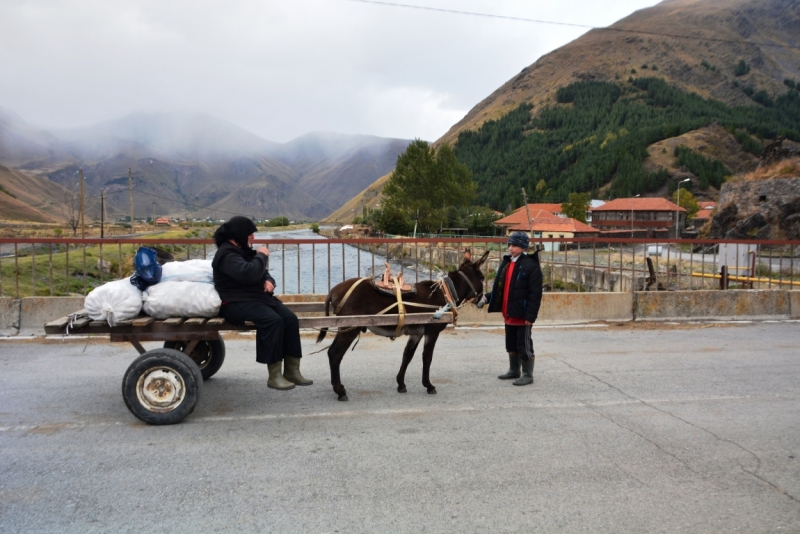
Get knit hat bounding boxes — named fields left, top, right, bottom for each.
left=507, top=231, right=529, bottom=249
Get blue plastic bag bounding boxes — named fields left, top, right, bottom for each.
left=130, top=247, right=163, bottom=290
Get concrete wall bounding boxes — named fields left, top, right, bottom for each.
left=457, top=292, right=633, bottom=325
left=635, top=290, right=792, bottom=321
left=2, top=291, right=797, bottom=336
left=0, top=298, right=20, bottom=336
left=19, top=297, right=85, bottom=335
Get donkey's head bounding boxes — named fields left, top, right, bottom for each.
left=455, top=249, right=491, bottom=302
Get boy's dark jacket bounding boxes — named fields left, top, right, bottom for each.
left=486, top=251, right=543, bottom=323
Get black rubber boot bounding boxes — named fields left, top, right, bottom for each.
left=498, top=352, right=521, bottom=379
left=513, top=358, right=534, bottom=386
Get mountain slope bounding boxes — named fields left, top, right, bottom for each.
left=329, top=0, right=800, bottom=224
left=0, top=108, right=75, bottom=169
left=0, top=165, right=77, bottom=222
left=440, top=0, right=800, bottom=146
left=1, top=111, right=409, bottom=222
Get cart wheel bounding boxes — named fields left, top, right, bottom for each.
left=164, top=339, right=225, bottom=380
left=122, top=348, right=202, bottom=425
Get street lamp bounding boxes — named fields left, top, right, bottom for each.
left=631, top=194, right=640, bottom=238
left=675, top=178, right=691, bottom=238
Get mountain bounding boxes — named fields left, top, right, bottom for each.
left=441, top=0, right=800, bottom=145
left=0, top=108, right=75, bottom=169
left=0, top=110, right=410, bottom=222
left=0, top=164, right=77, bottom=223
left=54, top=112, right=280, bottom=161
left=274, top=132, right=410, bottom=212
left=339, top=0, right=800, bottom=222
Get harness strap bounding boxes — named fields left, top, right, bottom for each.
left=457, top=270, right=479, bottom=300
left=334, top=277, right=369, bottom=315
left=392, top=275, right=405, bottom=338
left=440, top=277, right=459, bottom=325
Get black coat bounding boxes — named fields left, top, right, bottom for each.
left=486, top=252, right=543, bottom=323
left=212, top=242, right=278, bottom=305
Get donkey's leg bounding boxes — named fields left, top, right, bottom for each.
left=396, top=334, right=422, bottom=393
left=327, top=328, right=360, bottom=401
left=421, top=325, right=446, bottom=394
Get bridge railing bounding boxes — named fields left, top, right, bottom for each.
left=0, top=236, right=798, bottom=298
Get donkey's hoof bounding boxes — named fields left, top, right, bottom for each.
left=427, top=387, right=437, bottom=395
left=397, top=386, right=407, bottom=393
left=338, top=395, right=349, bottom=402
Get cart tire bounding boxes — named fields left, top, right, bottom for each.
left=164, top=339, right=225, bottom=380
left=122, top=349, right=202, bottom=425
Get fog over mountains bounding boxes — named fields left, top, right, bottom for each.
left=0, top=107, right=411, bottom=222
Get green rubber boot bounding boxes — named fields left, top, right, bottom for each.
left=498, top=352, right=521, bottom=380
left=513, top=358, right=534, bottom=386
left=283, top=356, right=313, bottom=386
left=268, top=362, right=295, bottom=390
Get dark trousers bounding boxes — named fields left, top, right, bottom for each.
left=220, top=300, right=302, bottom=365
left=504, top=324, right=534, bottom=362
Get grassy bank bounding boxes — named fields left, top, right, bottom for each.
left=0, top=229, right=211, bottom=297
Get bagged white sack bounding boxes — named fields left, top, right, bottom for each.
left=84, top=278, right=143, bottom=326
left=159, top=259, right=213, bottom=284
left=143, top=281, right=221, bottom=319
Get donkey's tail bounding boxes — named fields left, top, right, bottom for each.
left=316, top=292, right=333, bottom=343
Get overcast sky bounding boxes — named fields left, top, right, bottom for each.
left=1, top=0, right=662, bottom=143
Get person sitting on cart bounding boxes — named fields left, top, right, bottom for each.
left=211, top=216, right=311, bottom=390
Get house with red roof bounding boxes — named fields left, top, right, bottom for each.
left=590, top=197, right=686, bottom=237
left=691, top=201, right=716, bottom=229
left=493, top=204, right=564, bottom=233
left=494, top=208, right=598, bottom=251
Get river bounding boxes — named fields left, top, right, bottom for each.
left=251, top=228, right=435, bottom=294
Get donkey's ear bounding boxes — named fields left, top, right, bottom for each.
left=476, top=250, right=491, bottom=267
left=463, top=249, right=472, bottom=262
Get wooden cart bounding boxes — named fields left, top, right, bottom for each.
left=45, top=303, right=454, bottom=425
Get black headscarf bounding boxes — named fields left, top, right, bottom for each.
left=213, top=216, right=258, bottom=255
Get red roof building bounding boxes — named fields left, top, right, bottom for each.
left=494, top=208, right=598, bottom=250
left=691, top=201, right=716, bottom=229
left=590, top=197, right=686, bottom=237
left=494, top=204, right=565, bottom=231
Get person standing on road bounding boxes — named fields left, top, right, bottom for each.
left=211, top=216, right=312, bottom=390
left=477, top=231, right=543, bottom=386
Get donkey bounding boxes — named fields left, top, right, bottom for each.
left=316, top=249, right=490, bottom=401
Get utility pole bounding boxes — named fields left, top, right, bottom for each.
left=100, top=189, right=105, bottom=238
left=521, top=187, right=534, bottom=236
left=79, top=168, right=85, bottom=239
left=153, top=201, right=157, bottom=230
left=129, top=168, right=135, bottom=238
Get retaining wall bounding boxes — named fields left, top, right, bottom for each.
left=1, top=290, right=797, bottom=336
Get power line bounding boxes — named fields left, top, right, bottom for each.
left=346, top=0, right=800, bottom=50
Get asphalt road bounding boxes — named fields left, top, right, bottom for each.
left=1, top=322, right=799, bottom=533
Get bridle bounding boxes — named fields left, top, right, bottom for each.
left=455, top=268, right=483, bottom=302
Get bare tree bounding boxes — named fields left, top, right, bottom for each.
left=65, top=191, right=80, bottom=236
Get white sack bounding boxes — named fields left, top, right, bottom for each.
left=143, top=281, right=221, bottom=319
left=84, top=277, right=143, bottom=327
left=159, top=259, right=213, bottom=284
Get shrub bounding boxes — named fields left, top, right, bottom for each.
left=735, top=59, right=750, bottom=77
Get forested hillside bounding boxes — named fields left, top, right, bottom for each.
left=454, top=77, right=800, bottom=210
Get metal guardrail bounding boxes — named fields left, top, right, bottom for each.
left=0, top=236, right=798, bottom=297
